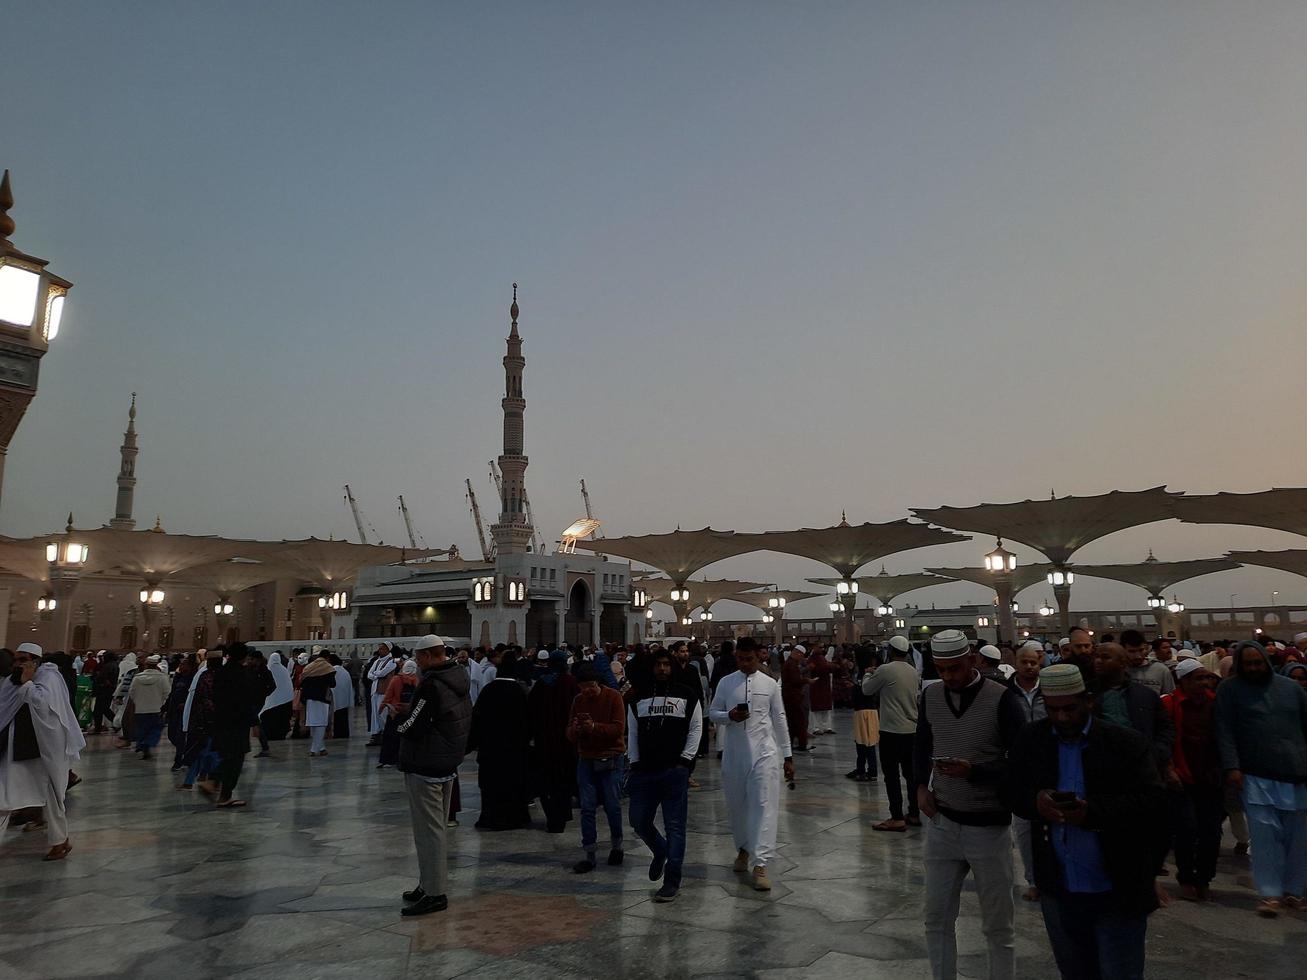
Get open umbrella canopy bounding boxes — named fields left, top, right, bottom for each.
left=1224, top=549, right=1307, bottom=583
left=806, top=569, right=956, bottom=605
left=172, top=558, right=296, bottom=598
left=573, top=528, right=759, bottom=583
left=261, top=538, right=445, bottom=587
left=1176, top=489, right=1307, bottom=539
left=731, top=519, right=969, bottom=579
left=914, top=487, right=1180, bottom=567
left=1070, top=552, right=1241, bottom=597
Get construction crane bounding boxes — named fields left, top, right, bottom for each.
left=580, top=478, right=605, bottom=557
left=343, top=484, right=377, bottom=545
left=466, top=478, right=494, bottom=562
left=397, top=495, right=426, bottom=549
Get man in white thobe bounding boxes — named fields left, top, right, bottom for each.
left=331, top=657, right=354, bottom=738
left=708, top=637, right=794, bottom=892
left=366, top=644, right=397, bottom=741
left=0, top=643, right=85, bottom=860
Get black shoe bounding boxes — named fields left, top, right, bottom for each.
left=255, top=751, right=270, bottom=758
left=845, top=770, right=862, bottom=780
left=649, top=852, right=666, bottom=881
left=403, top=884, right=425, bottom=903
left=653, top=882, right=679, bottom=903
left=793, top=746, right=810, bottom=753
left=607, top=848, right=624, bottom=866
left=401, top=894, right=447, bottom=916
left=141, top=749, right=151, bottom=760
left=573, top=858, right=596, bottom=874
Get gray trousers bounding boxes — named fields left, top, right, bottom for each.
left=404, top=773, right=452, bottom=897
left=924, top=814, right=1015, bottom=980
left=1012, top=816, right=1035, bottom=888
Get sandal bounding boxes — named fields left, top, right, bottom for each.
left=873, top=820, right=907, bottom=832
left=43, top=840, right=72, bottom=861
left=1257, top=899, right=1281, bottom=918
left=216, top=800, right=247, bottom=809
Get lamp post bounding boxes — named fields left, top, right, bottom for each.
left=213, top=600, right=235, bottom=644
left=138, top=585, right=166, bottom=650
left=834, top=578, right=858, bottom=644
left=1046, top=566, right=1075, bottom=634
left=984, top=538, right=1017, bottom=646
left=43, top=515, right=87, bottom=651
left=875, top=600, right=895, bottom=640
left=767, top=592, right=786, bottom=646
left=669, top=585, right=691, bottom=632
left=0, top=171, right=73, bottom=514
left=317, top=589, right=348, bottom=640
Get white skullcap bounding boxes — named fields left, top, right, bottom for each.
left=1175, top=649, right=1198, bottom=661
left=979, top=644, right=1002, bottom=661
left=793, top=644, right=807, bottom=655
left=147, top=654, right=161, bottom=664
left=401, top=660, right=419, bottom=675
left=15, top=642, right=43, bottom=657
left=930, top=629, right=970, bottom=658
left=414, top=634, right=446, bottom=652
left=296, top=652, right=310, bottom=665
left=1175, top=659, right=1212, bottom=681
left=311, top=645, right=324, bottom=655
left=1293, top=632, right=1307, bottom=644
left=889, top=636, right=911, bottom=653
left=1058, top=637, right=1070, bottom=648
left=1020, top=640, right=1045, bottom=653
left=536, top=650, right=550, bottom=661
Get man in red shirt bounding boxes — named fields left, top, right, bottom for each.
left=567, top=664, right=627, bottom=874
left=1161, top=659, right=1223, bottom=902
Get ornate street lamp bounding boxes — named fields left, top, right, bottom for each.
left=43, top=516, right=87, bottom=650
left=1146, top=595, right=1165, bottom=610
left=1039, top=599, right=1056, bottom=618
left=0, top=171, right=73, bottom=513
left=1046, top=567, right=1075, bottom=633
left=1167, top=596, right=1185, bottom=615
left=984, top=538, right=1017, bottom=646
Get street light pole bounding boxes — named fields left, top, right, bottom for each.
left=985, top=539, right=1017, bottom=647
left=0, top=171, right=73, bottom=515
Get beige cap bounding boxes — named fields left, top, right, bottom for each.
left=1040, top=663, right=1085, bottom=696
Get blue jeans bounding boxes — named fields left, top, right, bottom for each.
left=184, top=737, right=221, bottom=785
left=628, top=766, right=690, bottom=886
left=1040, top=891, right=1147, bottom=980
left=576, top=757, right=624, bottom=854
left=134, top=712, right=163, bottom=751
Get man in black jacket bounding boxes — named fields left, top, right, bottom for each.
left=396, top=634, right=472, bottom=917
left=1006, top=664, right=1164, bottom=980
left=626, top=648, right=703, bottom=903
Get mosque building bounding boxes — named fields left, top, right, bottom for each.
left=349, top=286, right=643, bottom=648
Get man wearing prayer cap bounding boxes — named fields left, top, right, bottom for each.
left=1, top=642, right=86, bottom=860
left=913, top=629, right=1018, bottom=980
left=1007, top=663, right=1165, bottom=979
left=1294, top=632, right=1307, bottom=658
left=1161, top=659, right=1222, bottom=902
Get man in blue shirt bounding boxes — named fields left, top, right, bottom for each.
left=1005, top=664, right=1164, bottom=980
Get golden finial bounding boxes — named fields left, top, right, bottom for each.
left=129, top=392, right=137, bottom=421
left=510, top=282, right=519, bottom=323
left=151, top=515, right=164, bottom=533
left=0, top=170, right=14, bottom=245
left=839, top=510, right=849, bottom=527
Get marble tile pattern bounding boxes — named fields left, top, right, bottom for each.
left=2, top=709, right=1304, bottom=979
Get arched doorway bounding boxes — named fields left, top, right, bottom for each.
left=564, top=580, right=592, bottom=648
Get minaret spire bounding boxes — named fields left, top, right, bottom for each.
left=109, top=392, right=138, bottom=529
left=490, top=284, right=533, bottom=555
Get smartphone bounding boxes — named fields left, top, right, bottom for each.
left=1050, top=790, right=1079, bottom=808
left=736, top=702, right=750, bottom=715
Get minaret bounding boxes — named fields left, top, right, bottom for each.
left=489, top=284, right=534, bottom=555
left=109, top=393, right=138, bottom=530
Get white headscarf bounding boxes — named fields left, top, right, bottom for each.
left=262, top=652, right=294, bottom=712
left=0, top=662, right=85, bottom=806
left=401, top=660, right=418, bottom=676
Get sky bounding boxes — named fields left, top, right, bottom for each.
left=4, top=2, right=1307, bottom=621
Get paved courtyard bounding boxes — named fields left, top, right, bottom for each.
left=2, top=709, right=1304, bottom=979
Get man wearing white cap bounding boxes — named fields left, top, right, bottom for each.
left=914, top=629, right=1017, bottom=980
left=1295, top=632, right=1307, bottom=658
left=1161, top=659, right=1223, bottom=902
left=127, top=654, right=170, bottom=760
left=863, top=636, right=921, bottom=831
left=0, top=643, right=86, bottom=860
left=1007, top=663, right=1164, bottom=980
left=366, top=643, right=397, bottom=745
left=708, top=637, right=794, bottom=892
left=397, top=635, right=471, bottom=917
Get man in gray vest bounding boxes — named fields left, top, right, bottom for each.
left=915, top=629, right=1019, bottom=980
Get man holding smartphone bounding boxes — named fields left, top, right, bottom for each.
left=708, top=637, right=794, bottom=892
left=913, top=629, right=1019, bottom=980
left=1005, top=664, right=1163, bottom=980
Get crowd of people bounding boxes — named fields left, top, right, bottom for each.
left=2, top=626, right=1305, bottom=979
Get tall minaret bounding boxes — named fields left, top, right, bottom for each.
left=109, top=393, right=138, bottom=530
left=489, top=284, right=534, bottom=555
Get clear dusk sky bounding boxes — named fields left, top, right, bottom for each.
left=4, top=2, right=1307, bottom=618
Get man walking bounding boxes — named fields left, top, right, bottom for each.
left=127, top=654, right=170, bottom=760
left=0, top=643, right=85, bottom=861
left=780, top=645, right=811, bottom=753
left=1008, top=640, right=1047, bottom=900
left=1122, top=629, right=1174, bottom=697
left=396, top=635, right=471, bottom=916
left=1215, top=639, right=1307, bottom=917
left=627, top=648, right=703, bottom=902
left=567, top=663, right=627, bottom=874
left=914, top=630, right=1017, bottom=980
left=708, top=637, right=794, bottom=892
left=1006, top=664, right=1164, bottom=980
left=863, top=635, right=920, bottom=831
left=1161, top=659, right=1223, bottom=902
